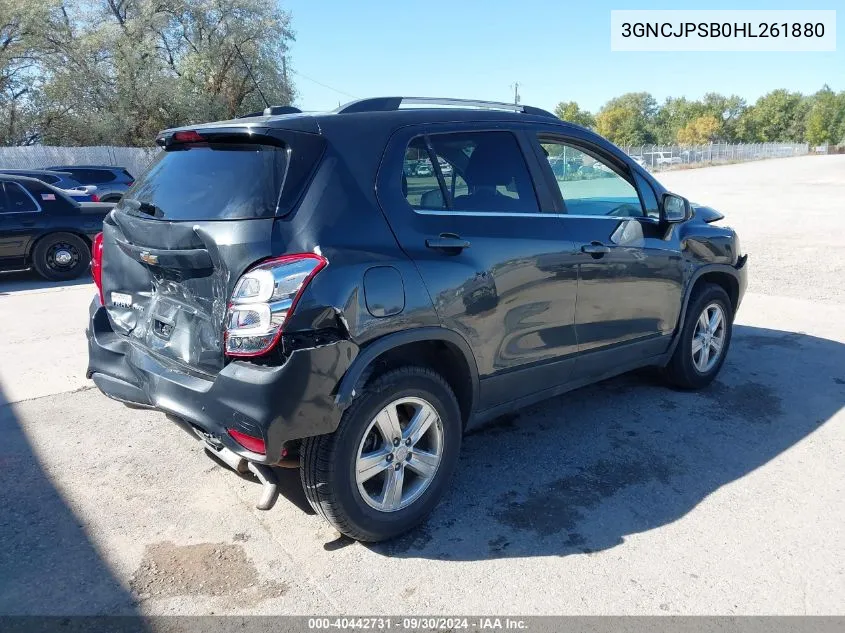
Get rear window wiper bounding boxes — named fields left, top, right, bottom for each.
left=122, top=198, right=163, bottom=218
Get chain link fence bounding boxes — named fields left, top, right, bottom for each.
left=621, top=142, right=809, bottom=171
left=0, top=146, right=159, bottom=179
left=0, top=142, right=812, bottom=179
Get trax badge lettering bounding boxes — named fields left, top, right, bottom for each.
left=110, top=292, right=132, bottom=308
left=140, top=250, right=158, bottom=265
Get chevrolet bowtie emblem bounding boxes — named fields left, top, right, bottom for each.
left=139, top=251, right=159, bottom=265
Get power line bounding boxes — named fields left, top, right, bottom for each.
left=290, top=69, right=357, bottom=100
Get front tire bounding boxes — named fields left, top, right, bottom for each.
left=300, top=367, right=462, bottom=542
left=664, top=283, right=733, bottom=389
left=32, top=232, right=91, bottom=281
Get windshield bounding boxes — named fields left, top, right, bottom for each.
left=121, top=143, right=289, bottom=221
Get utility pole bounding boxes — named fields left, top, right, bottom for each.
left=282, top=55, right=289, bottom=105
left=511, top=82, right=520, bottom=106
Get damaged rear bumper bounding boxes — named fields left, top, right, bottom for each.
left=86, top=299, right=358, bottom=464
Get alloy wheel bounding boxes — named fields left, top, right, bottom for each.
left=691, top=302, right=726, bottom=373
left=355, top=397, right=444, bottom=512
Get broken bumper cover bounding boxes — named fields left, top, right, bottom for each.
left=86, top=299, right=357, bottom=464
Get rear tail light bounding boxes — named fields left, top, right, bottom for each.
left=227, top=428, right=266, bottom=454
left=91, top=232, right=104, bottom=304
left=90, top=193, right=100, bottom=202
left=224, top=253, right=327, bottom=357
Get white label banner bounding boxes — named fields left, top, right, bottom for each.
left=611, top=10, right=836, bottom=52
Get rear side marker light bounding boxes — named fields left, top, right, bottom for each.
left=91, top=232, right=104, bottom=304
left=227, top=428, right=266, bottom=454
left=224, top=253, right=327, bottom=358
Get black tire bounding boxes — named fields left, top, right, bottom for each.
left=300, top=366, right=462, bottom=542
left=32, top=232, right=91, bottom=281
left=664, top=283, right=733, bottom=389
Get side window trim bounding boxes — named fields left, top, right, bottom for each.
left=534, top=133, right=648, bottom=218
left=2, top=182, right=42, bottom=214
left=424, top=135, right=453, bottom=210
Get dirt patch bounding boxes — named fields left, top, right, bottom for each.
left=130, top=541, right=287, bottom=605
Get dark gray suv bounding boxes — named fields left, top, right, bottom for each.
left=86, top=97, right=747, bottom=542
left=46, top=165, right=134, bottom=202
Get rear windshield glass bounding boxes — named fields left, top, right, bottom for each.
left=122, top=143, right=288, bottom=220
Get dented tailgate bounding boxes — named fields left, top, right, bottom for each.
left=100, top=212, right=276, bottom=375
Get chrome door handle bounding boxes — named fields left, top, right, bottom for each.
left=426, top=233, right=470, bottom=253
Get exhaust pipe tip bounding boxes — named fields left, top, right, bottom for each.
left=203, top=444, right=248, bottom=474
left=247, top=462, right=279, bottom=510
left=201, top=442, right=278, bottom=510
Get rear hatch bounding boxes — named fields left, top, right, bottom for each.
left=99, top=125, right=324, bottom=376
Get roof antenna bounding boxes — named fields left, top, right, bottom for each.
left=234, top=43, right=270, bottom=110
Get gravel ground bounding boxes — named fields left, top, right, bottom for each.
left=659, top=156, right=845, bottom=303
left=0, top=155, right=843, bottom=617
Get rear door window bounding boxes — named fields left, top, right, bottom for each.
left=402, top=131, right=539, bottom=213
left=122, top=143, right=289, bottom=221
left=4, top=182, right=40, bottom=212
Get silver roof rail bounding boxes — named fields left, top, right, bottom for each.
left=335, top=96, right=557, bottom=119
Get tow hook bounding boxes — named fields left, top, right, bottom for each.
left=204, top=443, right=279, bottom=511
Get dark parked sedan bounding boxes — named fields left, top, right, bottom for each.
left=0, top=175, right=114, bottom=280
left=45, top=165, right=134, bottom=202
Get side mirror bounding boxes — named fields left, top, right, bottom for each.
left=662, top=192, right=689, bottom=223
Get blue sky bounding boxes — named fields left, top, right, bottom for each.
left=284, top=0, right=843, bottom=113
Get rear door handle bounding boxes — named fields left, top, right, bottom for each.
left=426, top=233, right=470, bottom=253
left=581, top=242, right=611, bottom=255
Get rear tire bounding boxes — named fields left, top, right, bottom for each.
left=300, top=367, right=462, bottom=542
left=664, top=283, right=733, bottom=389
left=32, top=232, right=90, bottom=281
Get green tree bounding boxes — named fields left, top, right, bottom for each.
left=676, top=114, right=722, bottom=145
left=700, top=93, right=746, bottom=142
left=553, top=101, right=594, bottom=128
left=0, top=0, right=58, bottom=144
left=7, top=0, right=296, bottom=146
left=741, top=89, right=807, bottom=142
left=654, top=97, right=707, bottom=144
left=805, top=86, right=845, bottom=145
left=595, top=92, right=658, bottom=146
